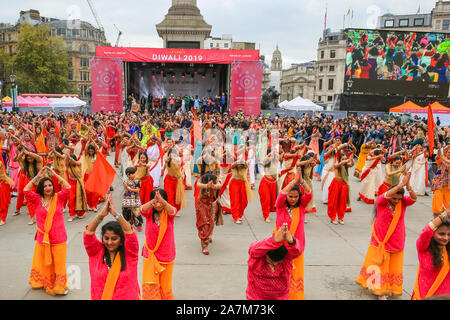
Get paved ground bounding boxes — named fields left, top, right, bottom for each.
left=0, top=160, right=434, bottom=300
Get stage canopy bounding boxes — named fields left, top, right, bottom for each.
left=281, top=96, right=324, bottom=111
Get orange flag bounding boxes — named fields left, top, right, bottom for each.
left=191, top=107, right=203, bottom=142
left=427, top=104, right=436, bottom=155
left=85, top=152, right=116, bottom=198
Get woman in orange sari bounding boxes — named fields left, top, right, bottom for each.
left=14, top=148, right=43, bottom=225
left=355, top=172, right=417, bottom=300
left=48, top=146, right=67, bottom=193
left=82, top=143, right=100, bottom=212
left=412, top=207, right=450, bottom=300
left=432, top=145, right=450, bottom=216
left=24, top=167, right=71, bottom=296
left=140, top=189, right=177, bottom=300
left=65, top=154, right=88, bottom=221
left=84, top=194, right=140, bottom=300
left=195, top=173, right=223, bottom=255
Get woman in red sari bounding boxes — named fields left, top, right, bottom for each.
left=229, top=160, right=253, bottom=224
left=258, top=151, right=278, bottom=223
left=134, top=151, right=155, bottom=205
left=163, top=147, right=186, bottom=213
left=0, top=159, right=13, bottom=225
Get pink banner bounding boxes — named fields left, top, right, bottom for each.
left=91, top=57, right=123, bottom=113
left=230, top=61, right=263, bottom=116
left=96, top=47, right=260, bottom=65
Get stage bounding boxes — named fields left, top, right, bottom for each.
left=92, top=47, right=263, bottom=115
left=127, top=62, right=229, bottom=100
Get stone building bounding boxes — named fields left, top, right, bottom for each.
left=156, top=0, right=212, bottom=49
left=231, top=42, right=256, bottom=50
left=280, top=62, right=316, bottom=102
left=377, top=0, right=450, bottom=32
left=0, top=9, right=109, bottom=100
left=314, top=29, right=346, bottom=109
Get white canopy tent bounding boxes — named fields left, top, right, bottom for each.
left=67, top=97, right=87, bottom=107
left=281, top=96, right=323, bottom=111
left=278, top=100, right=289, bottom=108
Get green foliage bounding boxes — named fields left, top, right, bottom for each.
left=11, top=23, right=75, bottom=94
left=0, top=49, right=12, bottom=95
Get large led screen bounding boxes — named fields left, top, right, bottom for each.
left=344, top=28, right=450, bottom=96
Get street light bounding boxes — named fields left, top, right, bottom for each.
left=346, top=78, right=353, bottom=110
left=0, top=80, right=3, bottom=112
left=10, top=72, right=17, bottom=113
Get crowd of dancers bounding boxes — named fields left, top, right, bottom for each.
left=0, top=108, right=448, bottom=300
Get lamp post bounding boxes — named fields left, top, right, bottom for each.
left=346, top=78, right=353, bottom=110
left=0, top=80, right=3, bottom=112
left=10, top=72, right=17, bottom=113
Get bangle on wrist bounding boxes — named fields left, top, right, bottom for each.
left=115, top=212, right=122, bottom=220
left=95, top=215, right=103, bottom=224
left=439, top=212, right=448, bottom=222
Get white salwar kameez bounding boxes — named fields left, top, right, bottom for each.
left=321, top=157, right=335, bottom=204
left=410, top=154, right=427, bottom=196
left=146, top=144, right=162, bottom=188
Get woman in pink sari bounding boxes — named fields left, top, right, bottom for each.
left=309, top=125, right=321, bottom=156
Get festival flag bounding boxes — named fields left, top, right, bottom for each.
left=427, top=104, right=436, bottom=155
left=417, top=5, right=420, bottom=14
left=191, top=107, right=203, bottom=142
left=85, top=152, right=117, bottom=198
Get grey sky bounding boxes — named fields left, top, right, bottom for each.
left=1, top=0, right=435, bottom=67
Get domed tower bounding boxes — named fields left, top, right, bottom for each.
left=271, top=45, right=282, bottom=71
left=156, top=0, right=212, bottom=49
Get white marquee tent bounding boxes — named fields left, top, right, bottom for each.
left=278, top=100, right=289, bottom=108
left=281, top=96, right=323, bottom=111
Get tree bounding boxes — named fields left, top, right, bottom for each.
left=0, top=50, right=12, bottom=95
left=11, top=23, right=75, bottom=94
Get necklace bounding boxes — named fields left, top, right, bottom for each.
left=287, top=207, right=293, bottom=217
left=41, top=198, right=50, bottom=209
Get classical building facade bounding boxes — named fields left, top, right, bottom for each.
left=156, top=0, right=212, bottom=49
left=232, top=42, right=256, bottom=50
left=280, top=62, right=316, bottom=102
left=260, top=55, right=271, bottom=94
left=314, top=29, right=346, bottom=109
left=377, top=0, right=450, bottom=32
left=0, top=9, right=109, bottom=100
left=204, top=34, right=232, bottom=49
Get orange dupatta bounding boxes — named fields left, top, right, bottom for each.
left=371, top=201, right=402, bottom=265
left=412, top=247, right=449, bottom=300
left=101, top=252, right=122, bottom=300
left=274, top=207, right=300, bottom=236
left=143, top=210, right=168, bottom=284
left=35, top=134, right=47, bottom=153
left=36, top=194, right=59, bottom=266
